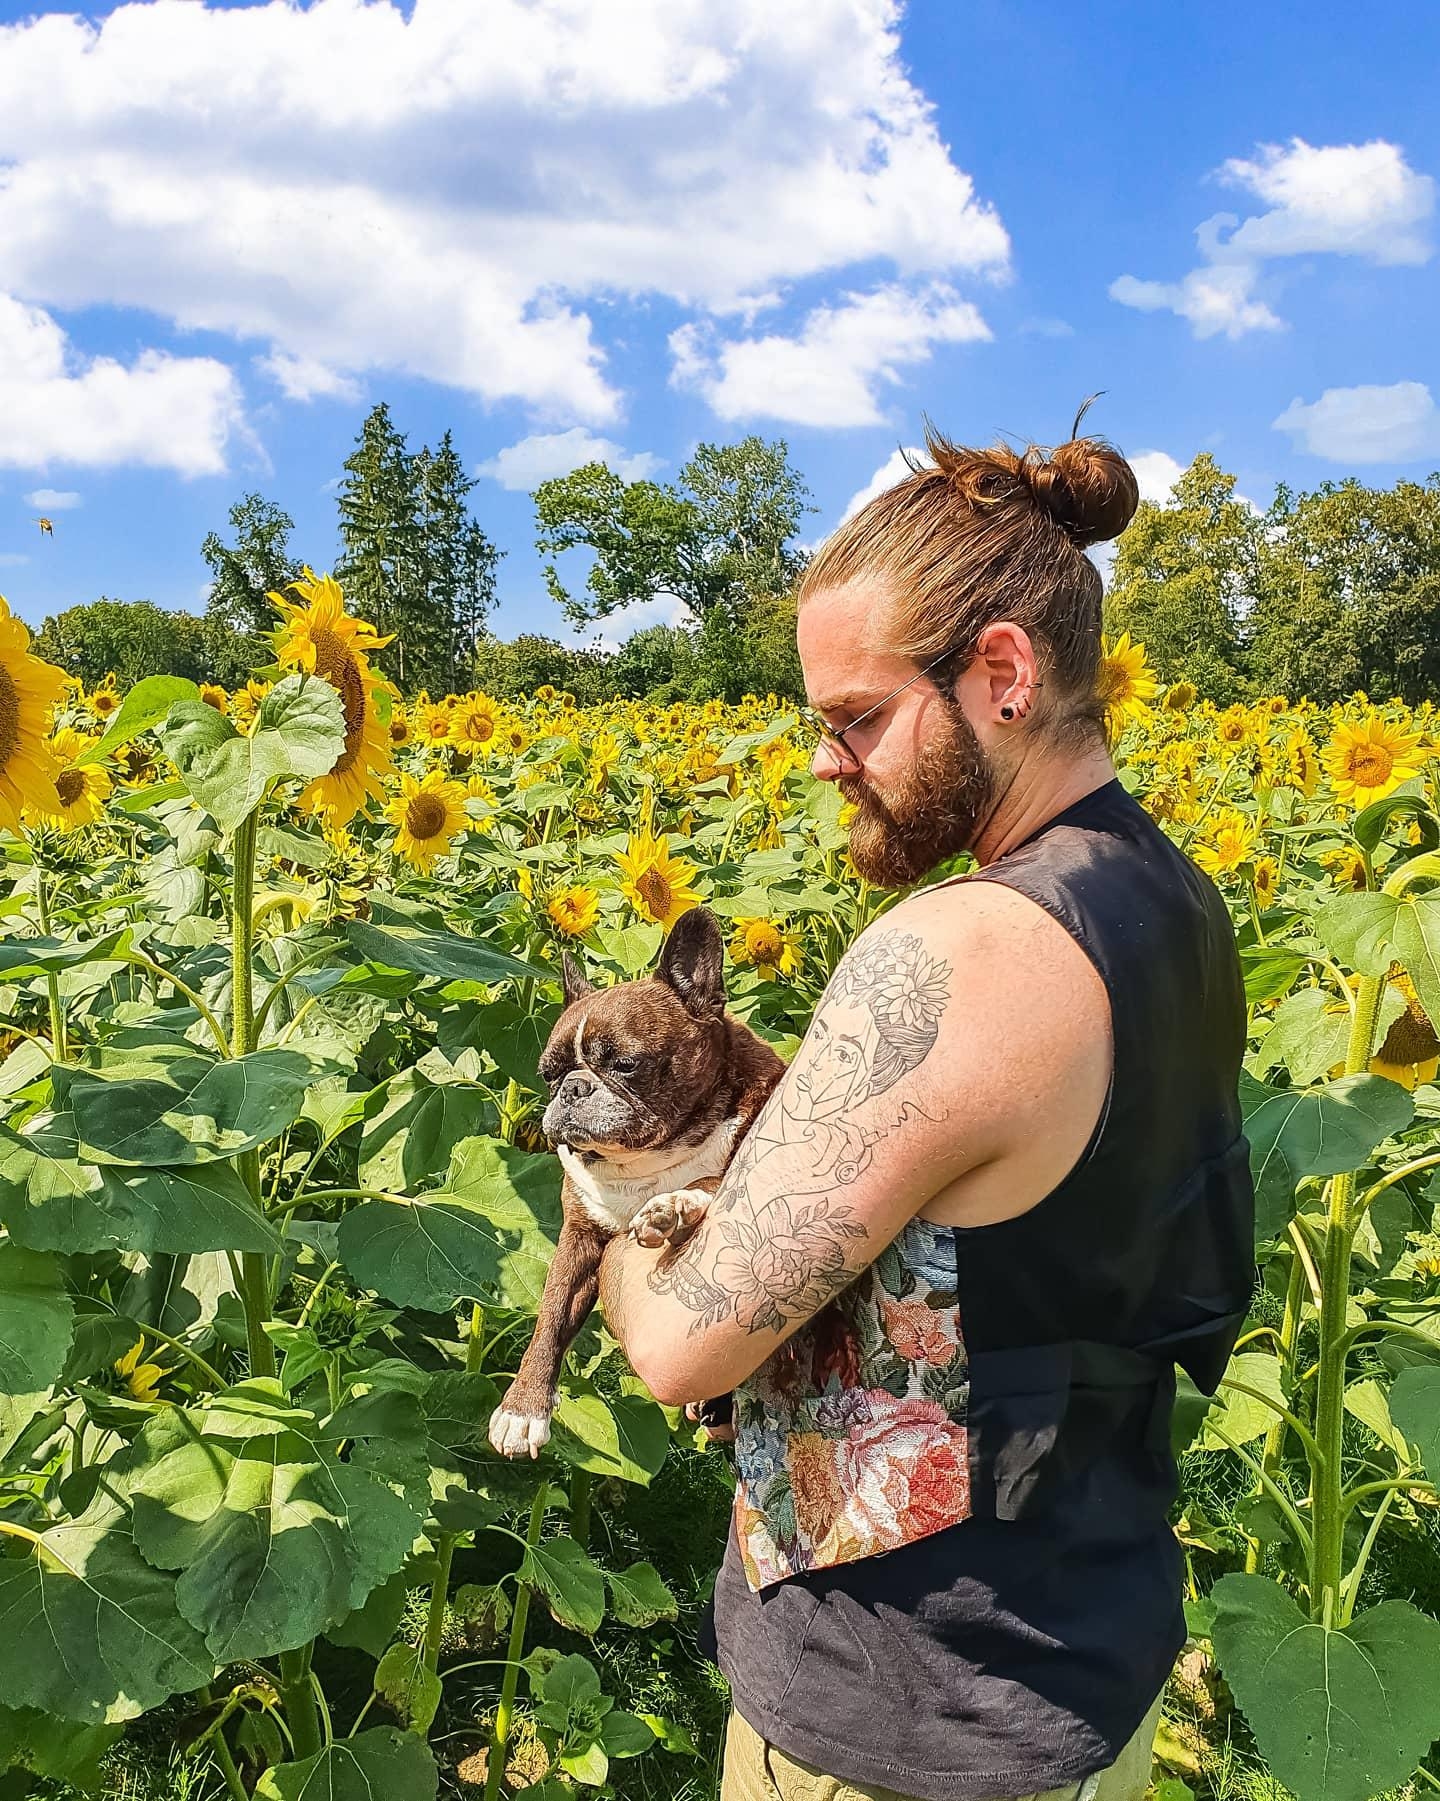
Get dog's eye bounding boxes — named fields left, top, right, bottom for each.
left=611, top=1055, right=640, bottom=1077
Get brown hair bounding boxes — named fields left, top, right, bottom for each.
left=798, top=408, right=1139, bottom=739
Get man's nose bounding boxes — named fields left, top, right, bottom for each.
left=811, top=740, right=851, bottom=782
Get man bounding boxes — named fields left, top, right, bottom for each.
left=599, top=423, right=1255, bottom=1801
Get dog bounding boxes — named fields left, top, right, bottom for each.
left=488, top=906, right=786, bottom=1458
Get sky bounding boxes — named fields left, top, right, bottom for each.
left=0, top=0, right=1437, bottom=652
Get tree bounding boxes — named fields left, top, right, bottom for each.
left=33, top=599, right=214, bottom=689
left=336, top=406, right=502, bottom=695
left=1245, top=475, right=1440, bottom=704
left=1104, top=454, right=1256, bottom=701
left=533, top=436, right=813, bottom=634
left=200, top=494, right=302, bottom=685
left=471, top=631, right=611, bottom=703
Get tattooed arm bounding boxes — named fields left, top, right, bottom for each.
left=600, top=882, right=1107, bottom=1405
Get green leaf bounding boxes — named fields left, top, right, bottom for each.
left=1171, top=1370, right=1216, bottom=1456
left=1344, top=1376, right=1412, bottom=1460
left=1210, top=1573, right=1440, bottom=1801
left=79, top=675, right=199, bottom=766
left=340, top=1137, right=561, bottom=1313
left=346, top=919, right=545, bottom=985
left=1241, top=946, right=1310, bottom=1007
left=594, top=922, right=662, bottom=976
left=255, top=1728, right=438, bottom=1801
left=0, top=928, right=131, bottom=979
left=1251, top=988, right=1350, bottom=1086
left=1389, top=1365, right=1440, bottom=1485
left=1240, top=1071, right=1414, bottom=1238
left=520, top=1537, right=606, bottom=1635
left=0, top=1491, right=214, bottom=1723
left=1392, top=894, right=1440, bottom=1028
left=1201, top=1353, right=1285, bottom=1449
left=358, top=1069, right=491, bottom=1192
left=536, top=1653, right=603, bottom=1725
left=1315, top=893, right=1402, bottom=977
left=56, top=1044, right=343, bottom=1167
left=1352, top=792, right=1439, bottom=856
left=550, top=1388, right=671, bottom=1485
left=560, top=1741, right=609, bottom=1786
left=0, top=1244, right=73, bottom=1395
left=129, top=1400, right=425, bottom=1662
left=325, top=1567, right=414, bottom=1658
left=605, top=1561, right=678, bottom=1628
left=374, top=1642, right=442, bottom=1735
left=0, top=1703, right=122, bottom=1789
left=599, top=1710, right=659, bottom=1758
left=162, top=674, right=346, bottom=836
left=0, top=1114, right=279, bottom=1253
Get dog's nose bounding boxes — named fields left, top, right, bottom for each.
left=558, top=1070, right=596, bottom=1104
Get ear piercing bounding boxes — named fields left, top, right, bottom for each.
left=1000, top=681, right=1043, bottom=724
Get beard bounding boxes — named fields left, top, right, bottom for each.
left=839, top=703, right=995, bottom=888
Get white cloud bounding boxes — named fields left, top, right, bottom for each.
left=0, top=0, right=1009, bottom=427
left=477, top=428, right=661, bottom=491
left=1128, top=450, right=1188, bottom=505
left=24, top=488, right=81, bottom=510
left=841, top=445, right=923, bottom=520
left=256, top=352, right=362, bottom=405
left=558, top=592, right=691, bottom=653
left=0, top=293, right=247, bottom=476
left=671, top=283, right=991, bottom=427
left=1112, top=138, right=1434, bottom=338
left=0, top=553, right=30, bottom=568
left=1017, top=317, right=1075, bottom=339
left=1272, top=381, right=1440, bottom=463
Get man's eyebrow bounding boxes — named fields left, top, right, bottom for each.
left=808, top=690, right=869, bottom=713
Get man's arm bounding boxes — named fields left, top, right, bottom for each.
left=600, top=882, right=1104, bottom=1405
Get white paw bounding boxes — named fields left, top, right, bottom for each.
left=488, top=1405, right=552, bottom=1460
left=630, top=1188, right=710, bottom=1249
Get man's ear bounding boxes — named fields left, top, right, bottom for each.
left=561, top=952, right=594, bottom=1011
left=655, top=907, right=725, bottom=1020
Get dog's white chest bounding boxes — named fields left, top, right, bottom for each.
left=558, top=1119, right=740, bottom=1233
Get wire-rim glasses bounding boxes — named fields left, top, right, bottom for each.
left=796, top=645, right=961, bottom=768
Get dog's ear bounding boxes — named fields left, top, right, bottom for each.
left=561, top=952, right=594, bottom=1011
left=655, top=907, right=725, bottom=1020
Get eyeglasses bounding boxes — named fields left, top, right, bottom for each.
left=796, top=646, right=960, bottom=769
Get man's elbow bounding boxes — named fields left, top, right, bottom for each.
left=625, top=1335, right=733, bottom=1409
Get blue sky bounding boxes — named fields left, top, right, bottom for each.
left=0, top=0, right=1436, bottom=650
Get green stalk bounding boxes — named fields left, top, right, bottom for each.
left=483, top=1485, right=548, bottom=1801
left=1310, top=970, right=1386, bottom=1617
left=278, top=1644, right=322, bottom=1760
left=422, top=1534, right=457, bottom=1676
left=209, top=1721, right=249, bottom=1801
left=231, top=808, right=276, bottom=1381
left=569, top=1468, right=592, bottom=1549
left=33, top=864, right=68, bottom=1064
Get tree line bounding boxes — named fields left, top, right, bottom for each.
left=31, top=406, right=1440, bottom=706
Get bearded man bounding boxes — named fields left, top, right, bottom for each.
left=599, top=422, right=1255, bottom=1801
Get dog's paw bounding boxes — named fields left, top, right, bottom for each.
left=488, top=1404, right=552, bottom=1460
left=630, top=1188, right=710, bottom=1249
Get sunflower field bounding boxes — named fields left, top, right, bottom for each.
left=0, top=575, right=1439, bottom=1801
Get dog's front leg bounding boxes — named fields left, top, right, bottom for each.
left=488, top=1212, right=607, bottom=1459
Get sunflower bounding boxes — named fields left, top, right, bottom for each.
left=0, top=597, right=66, bottom=832
left=1250, top=856, right=1280, bottom=907
left=1095, top=633, right=1160, bottom=726
left=1191, top=809, right=1256, bottom=881
left=114, top=1337, right=167, bottom=1402
left=1370, top=970, right=1440, bottom=1091
left=1215, top=706, right=1249, bottom=747
left=1323, top=715, right=1426, bottom=806
left=547, top=885, right=601, bottom=938
left=449, top=696, right=501, bottom=755
left=615, top=827, right=704, bottom=929
left=271, top=570, right=394, bottom=826
left=502, top=718, right=531, bottom=756
left=32, top=727, right=112, bottom=830
left=384, top=769, right=469, bottom=872
left=1164, top=681, right=1197, bottom=712
left=419, top=700, right=453, bottom=745
left=199, top=683, right=229, bottom=714
left=1323, top=846, right=1370, bottom=891
left=1281, top=732, right=1320, bottom=798
left=389, top=709, right=413, bottom=748
left=729, top=916, right=803, bottom=980
left=86, top=674, right=121, bottom=720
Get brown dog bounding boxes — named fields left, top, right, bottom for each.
left=488, top=907, right=785, bottom=1458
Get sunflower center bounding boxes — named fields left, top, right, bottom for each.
left=389, top=720, right=409, bottom=744
left=0, top=664, right=19, bottom=770
left=1094, top=660, right=1132, bottom=706
left=636, top=866, right=673, bottom=917
left=746, top=924, right=784, bottom=963
left=1378, top=1004, right=1440, bottom=1068
left=467, top=715, right=496, bottom=743
left=310, top=625, right=368, bottom=776
left=55, top=768, right=85, bottom=807
left=405, top=792, right=450, bottom=842
left=1347, top=743, right=1393, bottom=786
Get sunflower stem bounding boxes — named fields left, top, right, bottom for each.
left=231, top=806, right=276, bottom=1381
left=33, top=863, right=68, bottom=1064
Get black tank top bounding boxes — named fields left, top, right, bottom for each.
left=704, top=777, right=1255, bottom=1800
